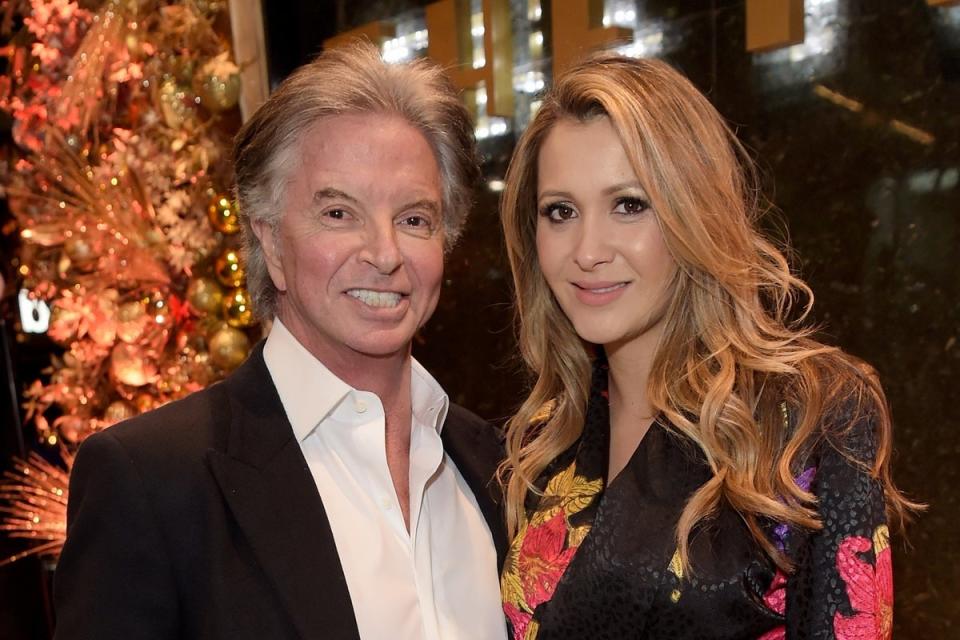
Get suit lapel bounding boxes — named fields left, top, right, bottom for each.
left=441, top=405, right=509, bottom=570
left=206, top=346, right=360, bottom=640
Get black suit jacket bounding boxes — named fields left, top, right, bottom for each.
left=52, top=346, right=507, bottom=639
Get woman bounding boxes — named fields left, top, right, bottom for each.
left=498, top=54, right=918, bottom=639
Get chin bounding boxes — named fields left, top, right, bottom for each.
left=568, top=321, right=624, bottom=347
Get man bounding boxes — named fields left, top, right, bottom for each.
left=53, top=43, right=507, bottom=639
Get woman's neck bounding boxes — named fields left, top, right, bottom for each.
left=603, top=327, right=664, bottom=482
left=604, top=326, right=663, bottom=420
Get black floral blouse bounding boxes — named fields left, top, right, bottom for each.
left=501, top=367, right=892, bottom=639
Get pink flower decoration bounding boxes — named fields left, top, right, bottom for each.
left=518, top=511, right=578, bottom=610
left=833, top=531, right=893, bottom=640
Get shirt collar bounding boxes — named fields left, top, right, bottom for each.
left=410, top=358, right=449, bottom=434
left=263, top=319, right=449, bottom=441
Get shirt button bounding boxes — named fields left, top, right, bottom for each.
left=355, top=400, right=367, bottom=413
left=381, top=497, right=392, bottom=510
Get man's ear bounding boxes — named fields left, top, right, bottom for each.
left=251, top=218, right=286, bottom=292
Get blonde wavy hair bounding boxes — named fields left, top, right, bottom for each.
left=499, top=54, right=918, bottom=572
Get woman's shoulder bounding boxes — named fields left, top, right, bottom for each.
left=781, top=348, right=888, bottom=466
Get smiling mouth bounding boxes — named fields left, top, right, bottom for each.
left=575, top=282, right=629, bottom=293
left=346, top=289, right=405, bottom=308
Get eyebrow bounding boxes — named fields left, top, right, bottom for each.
left=401, top=199, right=442, bottom=216
left=538, top=182, right=647, bottom=202
left=313, top=188, right=360, bottom=205
left=602, top=181, right=646, bottom=195
left=312, top=188, right=441, bottom=215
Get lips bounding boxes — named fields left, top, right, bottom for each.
left=571, top=280, right=630, bottom=306
left=345, top=288, right=405, bottom=308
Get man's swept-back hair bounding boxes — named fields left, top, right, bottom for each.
left=233, top=40, right=480, bottom=318
left=498, top=53, right=920, bottom=573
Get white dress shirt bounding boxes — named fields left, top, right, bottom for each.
left=263, top=320, right=506, bottom=640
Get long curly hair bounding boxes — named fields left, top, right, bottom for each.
left=498, top=53, right=919, bottom=572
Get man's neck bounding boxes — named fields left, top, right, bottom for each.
left=275, top=316, right=416, bottom=528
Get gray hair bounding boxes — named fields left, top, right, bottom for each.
left=233, top=41, right=480, bottom=319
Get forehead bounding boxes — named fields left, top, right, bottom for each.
left=292, top=113, right=442, bottom=202
left=537, top=116, right=639, bottom=190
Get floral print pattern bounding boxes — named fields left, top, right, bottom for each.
left=833, top=525, right=893, bottom=640
left=501, top=460, right=602, bottom=640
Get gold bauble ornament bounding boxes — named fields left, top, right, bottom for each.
left=117, top=300, right=149, bottom=343
left=186, top=277, right=224, bottom=315
left=209, top=325, right=251, bottom=371
left=103, top=400, right=137, bottom=425
left=125, top=33, right=143, bottom=56
left=110, top=343, right=157, bottom=387
left=48, top=304, right=80, bottom=345
left=64, top=236, right=94, bottom=265
left=194, top=69, right=241, bottom=113
left=158, top=78, right=190, bottom=129
left=222, top=287, right=256, bottom=328
left=207, top=194, right=240, bottom=234
left=214, top=248, right=245, bottom=288
left=134, top=393, right=156, bottom=413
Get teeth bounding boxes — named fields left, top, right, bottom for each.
left=347, top=289, right=402, bottom=308
left=589, top=283, right=626, bottom=293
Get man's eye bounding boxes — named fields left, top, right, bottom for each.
left=540, top=203, right=577, bottom=223
left=613, top=197, right=651, bottom=216
left=324, top=209, right=349, bottom=220
left=398, top=214, right=436, bottom=233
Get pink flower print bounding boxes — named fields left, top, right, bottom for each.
left=503, top=602, right=533, bottom=640
left=758, top=570, right=787, bottom=640
left=518, top=511, right=578, bottom=610
left=833, top=526, right=893, bottom=640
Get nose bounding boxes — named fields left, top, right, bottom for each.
left=360, top=219, right=403, bottom=275
left=573, top=214, right=613, bottom=271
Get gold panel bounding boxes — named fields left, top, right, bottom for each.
left=323, top=21, right=396, bottom=51
left=426, top=0, right=514, bottom=117
left=551, top=0, right=632, bottom=74
left=746, top=0, right=804, bottom=53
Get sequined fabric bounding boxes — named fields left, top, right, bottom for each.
left=501, top=367, right=892, bottom=639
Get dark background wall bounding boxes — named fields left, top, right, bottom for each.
left=261, top=0, right=958, bottom=635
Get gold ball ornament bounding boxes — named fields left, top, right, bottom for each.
left=214, top=248, right=245, bottom=288
left=64, top=236, right=94, bottom=265
left=109, top=343, right=157, bottom=387
left=116, top=300, right=149, bottom=343
left=207, top=194, right=240, bottom=234
left=186, top=277, right=224, bottom=315
left=222, top=287, right=256, bottom=328
left=158, top=78, right=190, bottom=129
left=103, top=400, right=137, bottom=425
left=194, top=69, right=241, bottom=113
left=209, top=325, right=251, bottom=371
left=48, top=304, right=81, bottom=345
left=134, top=393, right=156, bottom=413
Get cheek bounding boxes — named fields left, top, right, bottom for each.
left=535, top=227, right=563, bottom=283
left=285, top=240, right=346, bottom=290
left=412, top=242, right=445, bottom=295
left=620, top=228, right=675, bottom=283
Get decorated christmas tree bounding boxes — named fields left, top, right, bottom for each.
left=0, top=0, right=257, bottom=564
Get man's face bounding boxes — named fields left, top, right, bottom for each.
left=253, top=113, right=445, bottom=367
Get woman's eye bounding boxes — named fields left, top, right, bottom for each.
left=613, top=197, right=651, bottom=216
left=541, top=203, right=577, bottom=222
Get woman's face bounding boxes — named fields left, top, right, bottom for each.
left=535, top=116, right=678, bottom=351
